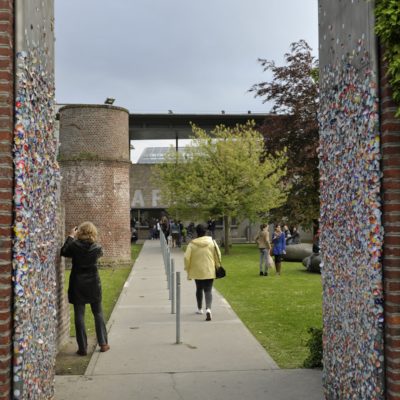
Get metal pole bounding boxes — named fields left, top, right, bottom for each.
left=176, top=272, right=181, bottom=344
left=167, top=253, right=171, bottom=291
left=163, top=237, right=167, bottom=271
left=169, top=258, right=175, bottom=301
left=161, top=234, right=164, bottom=263
left=171, top=262, right=175, bottom=314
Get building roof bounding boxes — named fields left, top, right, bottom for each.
left=129, top=112, right=277, bottom=141
left=137, top=146, right=190, bottom=164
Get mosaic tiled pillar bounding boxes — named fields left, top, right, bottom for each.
left=318, top=1, right=385, bottom=398
left=380, top=54, right=400, bottom=400
left=13, top=1, right=60, bottom=398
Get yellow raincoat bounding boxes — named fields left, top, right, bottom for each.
left=184, top=236, right=221, bottom=280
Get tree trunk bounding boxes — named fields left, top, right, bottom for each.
left=223, top=215, right=230, bottom=255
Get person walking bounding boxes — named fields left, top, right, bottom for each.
left=207, top=218, right=216, bottom=240
left=160, top=215, right=170, bottom=240
left=184, top=223, right=221, bottom=321
left=61, top=221, right=110, bottom=356
left=255, top=223, right=271, bottom=276
left=272, top=224, right=286, bottom=275
left=170, top=220, right=180, bottom=248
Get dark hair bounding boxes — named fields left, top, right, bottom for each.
left=196, top=223, right=207, bottom=237
left=260, top=223, right=267, bottom=230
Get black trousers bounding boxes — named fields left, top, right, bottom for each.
left=74, top=302, right=108, bottom=351
left=195, top=279, right=214, bottom=310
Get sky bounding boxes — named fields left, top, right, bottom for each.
left=55, top=0, right=318, bottom=161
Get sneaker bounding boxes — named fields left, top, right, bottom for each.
left=196, top=309, right=204, bottom=315
left=264, top=272, right=268, bottom=276
left=76, top=349, right=87, bottom=356
left=206, top=309, right=212, bottom=321
left=259, top=271, right=264, bottom=276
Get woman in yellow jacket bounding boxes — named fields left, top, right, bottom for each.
left=184, top=223, right=221, bottom=321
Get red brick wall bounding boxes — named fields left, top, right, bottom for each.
left=59, top=105, right=130, bottom=162
left=61, top=160, right=131, bottom=265
left=381, top=56, right=400, bottom=399
left=0, top=0, right=13, bottom=398
left=59, top=105, right=131, bottom=266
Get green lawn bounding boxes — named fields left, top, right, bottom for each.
left=66, top=244, right=143, bottom=337
left=214, top=244, right=322, bottom=368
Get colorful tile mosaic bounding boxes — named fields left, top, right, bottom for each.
left=13, top=46, right=59, bottom=399
left=319, top=57, right=384, bottom=399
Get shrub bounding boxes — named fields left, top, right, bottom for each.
left=303, top=327, right=323, bottom=368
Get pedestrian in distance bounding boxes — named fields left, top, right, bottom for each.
left=61, top=221, right=110, bottom=356
left=184, top=223, right=221, bottom=321
left=283, top=224, right=292, bottom=245
left=186, top=222, right=195, bottom=241
left=272, top=224, right=286, bottom=275
left=156, top=220, right=161, bottom=239
left=170, top=220, right=180, bottom=248
left=290, top=226, right=301, bottom=244
left=255, top=223, right=271, bottom=276
left=177, top=220, right=184, bottom=247
left=207, top=218, right=216, bottom=239
left=160, top=215, right=169, bottom=240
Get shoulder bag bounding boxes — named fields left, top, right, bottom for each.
left=213, top=240, right=226, bottom=279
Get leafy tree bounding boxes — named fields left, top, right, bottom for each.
left=375, top=0, right=400, bottom=117
left=250, top=40, right=319, bottom=230
left=152, top=121, right=289, bottom=254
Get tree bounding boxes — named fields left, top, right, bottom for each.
left=250, top=40, right=319, bottom=230
left=152, top=121, right=289, bottom=254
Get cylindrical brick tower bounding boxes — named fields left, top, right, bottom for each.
left=59, top=104, right=131, bottom=266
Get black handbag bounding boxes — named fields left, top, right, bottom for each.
left=216, top=265, right=226, bottom=279
left=213, top=241, right=226, bottom=279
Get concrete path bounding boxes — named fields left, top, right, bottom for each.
left=55, top=240, right=323, bottom=400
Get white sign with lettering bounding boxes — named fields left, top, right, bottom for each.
left=131, top=190, right=145, bottom=208
left=152, top=190, right=161, bottom=207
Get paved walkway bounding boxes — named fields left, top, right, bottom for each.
left=55, top=240, right=323, bottom=400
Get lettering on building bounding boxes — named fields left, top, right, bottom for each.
left=131, top=189, right=163, bottom=208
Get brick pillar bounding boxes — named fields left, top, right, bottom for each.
left=0, top=1, right=13, bottom=398
left=381, top=55, right=400, bottom=399
left=59, top=105, right=131, bottom=267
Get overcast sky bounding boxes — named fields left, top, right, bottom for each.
left=55, top=0, right=318, bottom=160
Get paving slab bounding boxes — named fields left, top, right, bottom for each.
left=55, top=240, right=323, bottom=400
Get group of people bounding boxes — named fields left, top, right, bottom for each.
left=61, top=220, right=222, bottom=358
left=255, top=223, right=294, bottom=276
left=130, top=216, right=218, bottom=246
left=61, top=217, right=299, bottom=356
left=160, top=216, right=217, bottom=248
left=282, top=225, right=301, bottom=245
left=160, top=216, right=186, bottom=247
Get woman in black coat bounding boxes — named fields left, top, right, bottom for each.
left=61, top=221, right=110, bottom=355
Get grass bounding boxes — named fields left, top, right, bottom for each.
left=56, top=243, right=142, bottom=375
left=214, top=244, right=322, bottom=368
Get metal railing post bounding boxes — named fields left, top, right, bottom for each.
left=167, top=253, right=171, bottom=291
left=161, top=234, right=166, bottom=270
left=176, top=272, right=181, bottom=344
left=171, top=262, right=175, bottom=314
left=169, top=258, right=175, bottom=301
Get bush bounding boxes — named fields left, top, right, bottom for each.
left=303, top=327, right=323, bottom=368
